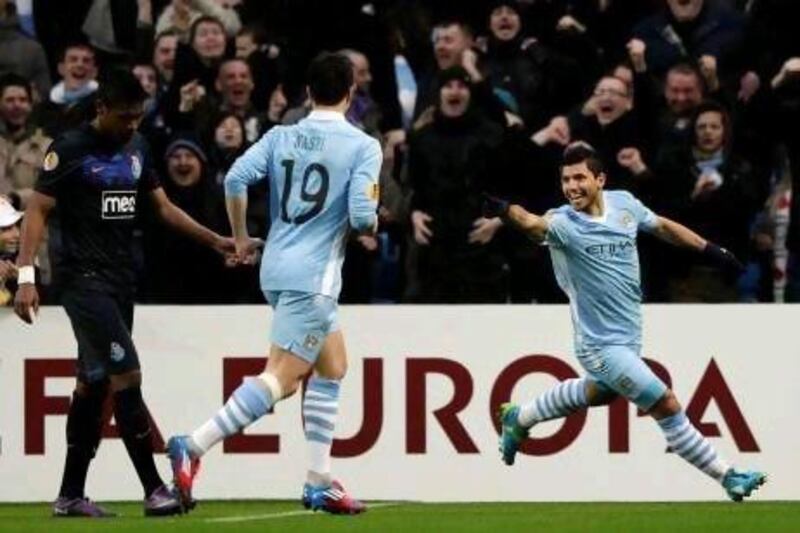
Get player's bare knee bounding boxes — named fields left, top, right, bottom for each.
left=256, top=370, right=296, bottom=402
left=316, top=358, right=347, bottom=381
left=648, top=389, right=681, bottom=419
left=586, top=381, right=616, bottom=406
left=74, top=381, right=90, bottom=397
left=109, top=370, right=142, bottom=392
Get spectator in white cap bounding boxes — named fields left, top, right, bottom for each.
left=0, top=195, right=23, bottom=305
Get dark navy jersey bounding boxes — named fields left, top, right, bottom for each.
left=36, top=124, right=161, bottom=290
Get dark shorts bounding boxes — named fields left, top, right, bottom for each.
left=62, top=286, right=140, bottom=383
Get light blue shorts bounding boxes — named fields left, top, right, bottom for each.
left=576, top=345, right=667, bottom=411
left=263, top=290, right=339, bottom=364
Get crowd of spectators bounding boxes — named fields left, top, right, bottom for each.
left=0, top=0, right=798, bottom=305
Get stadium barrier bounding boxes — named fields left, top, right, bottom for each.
left=1, top=305, right=797, bottom=502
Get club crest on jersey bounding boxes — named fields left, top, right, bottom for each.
left=619, top=210, right=635, bottom=229
left=303, top=334, right=320, bottom=350
left=43, top=151, right=59, bottom=171
left=130, top=154, right=142, bottom=181
left=367, top=182, right=379, bottom=201
left=110, top=342, right=126, bottom=362
left=101, top=190, right=137, bottom=219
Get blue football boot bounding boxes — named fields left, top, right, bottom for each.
left=166, top=435, right=201, bottom=512
left=302, top=480, right=366, bottom=514
left=721, top=468, right=767, bottom=502
left=498, top=403, right=528, bottom=466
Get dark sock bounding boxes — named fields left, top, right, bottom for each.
left=113, top=387, right=163, bottom=497
left=59, top=383, right=107, bottom=499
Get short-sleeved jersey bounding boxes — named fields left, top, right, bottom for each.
left=546, top=190, right=659, bottom=349
left=36, top=124, right=160, bottom=290
left=225, top=110, right=381, bottom=298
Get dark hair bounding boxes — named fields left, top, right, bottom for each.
left=189, top=15, right=225, bottom=46
left=306, top=52, right=354, bottom=106
left=237, top=25, right=267, bottom=45
left=212, top=112, right=246, bottom=142
left=0, top=73, right=32, bottom=100
left=691, top=99, right=732, bottom=150
left=96, top=68, right=147, bottom=109
left=59, top=42, right=95, bottom=63
left=561, top=142, right=605, bottom=176
left=218, top=57, right=251, bottom=75
left=667, top=62, right=704, bottom=86
left=434, top=19, right=474, bottom=39
left=154, top=29, right=178, bottom=47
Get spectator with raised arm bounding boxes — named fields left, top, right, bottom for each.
left=653, top=100, right=761, bottom=301
left=156, top=0, right=241, bottom=41
left=407, top=66, right=507, bottom=303
left=632, top=0, right=745, bottom=80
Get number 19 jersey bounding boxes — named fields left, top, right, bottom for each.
left=225, top=110, right=382, bottom=298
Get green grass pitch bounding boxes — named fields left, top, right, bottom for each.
left=0, top=501, right=797, bottom=532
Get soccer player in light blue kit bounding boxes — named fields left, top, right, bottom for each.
left=166, top=53, right=380, bottom=514
left=485, top=143, right=766, bottom=501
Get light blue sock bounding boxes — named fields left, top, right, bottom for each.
left=517, top=378, right=589, bottom=428
left=657, top=411, right=730, bottom=482
left=303, top=377, right=341, bottom=483
left=190, top=377, right=274, bottom=454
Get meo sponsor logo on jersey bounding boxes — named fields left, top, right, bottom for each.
left=101, top=190, right=137, bottom=220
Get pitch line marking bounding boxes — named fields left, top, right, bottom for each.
left=205, top=502, right=401, bottom=523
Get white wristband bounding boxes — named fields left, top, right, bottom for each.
left=17, top=265, right=35, bottom=285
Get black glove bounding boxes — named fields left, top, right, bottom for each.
left=702, top=242, right=744, bottom=273
left=482, top=193, right=510, bottom=220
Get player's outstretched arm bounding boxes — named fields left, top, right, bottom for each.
left=14, top=191, right=55, bottom=324
left=482, top=194, right=549, bottom=242
left=652, top=215, right=744, bottom=271
left=149, top=187, right=235, bottom=256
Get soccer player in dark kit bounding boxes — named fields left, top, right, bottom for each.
left=13, top=69, right=253, bottom=517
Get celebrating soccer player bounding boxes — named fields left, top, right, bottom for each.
left=167, top=52, right=381, bottom=515
left=13, top=69, right=246, bottom=517
left=486, top=142, right=766, bottom=502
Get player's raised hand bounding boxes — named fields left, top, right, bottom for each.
left=738, top=71, right=760, bottom=102
left=531, top=116, right=570, bottom=146
left=772, top=57, right=800, bottom=88
left=179, top=80, right=205, bottom=112
left=556, top=15, right=586, bottom=34
left=617, top=147, right=647, bottom=175
left=234, top=237, right=264, bottom=265
left=213, top=235, right=237, bottom=256
left=703, top=242, right=744, bottom=274
left=14, top=283, right=39, bottom=325
left=626, top=39, right=647, bottom=73
left=411, top=210, right=434, bottom=245
left=357, top=235, right=379, bottom=252
left=698, top=55, right=719, bottom=92
left=468, top=216, right=503, bottom=245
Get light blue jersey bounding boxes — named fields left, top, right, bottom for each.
left=546, top=190, right=659, bottom=349
left=225, top=110, right=381, bottom=299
